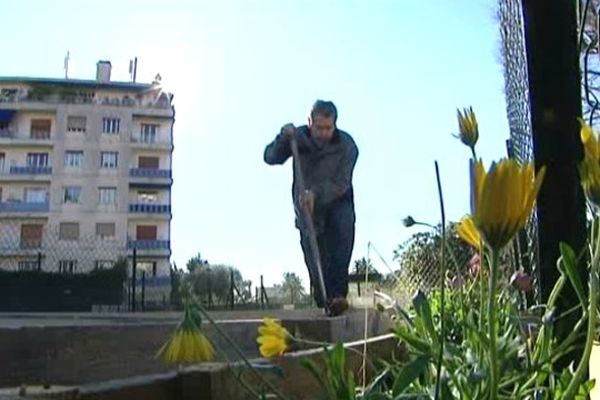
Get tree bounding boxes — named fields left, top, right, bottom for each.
left=183, top=260, right=251, bottom=306
left=186, top=253, right=209, bottom=273
left=393, top=222, right=473, bottom=290
left=350, top=257, right=381, bottom=281
left=169, top=263, right=184, bottom=309
left=280, top=272, right=306, bottom=304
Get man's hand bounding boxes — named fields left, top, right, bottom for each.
left=300, top=189, right=315, bottom=215
left=281, top=123, right=296, bottom=139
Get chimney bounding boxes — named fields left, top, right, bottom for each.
left=96, top=60, right=112, bottom=83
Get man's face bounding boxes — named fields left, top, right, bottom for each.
left=309, top=114, right=335, bottom=142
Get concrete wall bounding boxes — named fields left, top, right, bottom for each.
left=0, top=310, right=392, bottom=389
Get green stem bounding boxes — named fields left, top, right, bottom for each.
left=488, top=249, right=500, bottom=400
left=433, top=161, right=446, bottom=400
left=478, top=249, right=486, bottom=362
left=562, top=217, right=600, bottom=398
left=196, top=305, right=292, bottom=400
left=470, top=146, right=477, bottom=161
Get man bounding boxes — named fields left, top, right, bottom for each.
left=263, top=100, right=359, bottom=316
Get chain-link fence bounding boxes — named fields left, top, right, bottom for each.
left=374, top=0, right=542, bottom=305
left=498, top=0, right=541, bottom=304
left=0, top=220, right=171, bottom=311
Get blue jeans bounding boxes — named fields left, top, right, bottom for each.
left=300, top=200, right=355, bottom=307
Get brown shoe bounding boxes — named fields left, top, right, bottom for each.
left=327, top=297, right=349, bottom=317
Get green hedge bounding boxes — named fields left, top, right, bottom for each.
left=0, top=263, right=127, bottom=311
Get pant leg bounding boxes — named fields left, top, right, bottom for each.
left=323, top=201, right=355, bottom=299
left=300, top=229, right=328, bottom=307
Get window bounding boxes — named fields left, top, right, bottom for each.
left=18, top=260, right=38, bottom=271
left=102, top=118, right=120, bottom=134
left=138, top=261, right=157, bottom=277
left=64, top=151, right=83, bottom=168
left=20, top=224, right=43, bottom=249
left=63, top=186, right=81, bottom=204
left=25, top=188, right=47, bottom=203
left=100, top=152, right=118, bottom=168
left=95, top=260, right=115, bottom=269
left=96, top=222, right=115, bottom=238
left=30, top=119, right=51, bottom=139
left=59, top=260, right=77, bottom=273
left=59, top=222, right=79, bottom=240
left=67, top=116, right=86, bottom=132
left=138, top=156, right=159, bottom=169
left=136, top=225, right=157, bottom=240
left=98, top=187, right=116, bottom=205
left=26, top=153, right=49, bottom=167
left=140, top=124, right=158, bottom=143
left=138, top=190, right=158, bottom=203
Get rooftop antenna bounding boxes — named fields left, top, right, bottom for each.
left=64, top=51, right=70, bottom=79
left=129, top=57, right=138, bottom=83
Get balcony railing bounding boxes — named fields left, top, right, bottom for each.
left=30, top=130, right=51, bottom=140
left=0, top=201, right=49, bottom=212
left=129, top=168, right=171, bottom=178
left=130, top=136, right=171, bottom=145
left=1, top=91, right=172, bottom=110
left=0, top=129, right=13, bottom=138
left=127, top=240, right=170, bottom=250
left=129, top=203, right=171, bottom=214
left=9, top=166, right=52, bottom=175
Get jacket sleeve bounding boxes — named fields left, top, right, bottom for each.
left=311, top=141, right=359, bottom=207
left=263, top=131, right=291, bottom=165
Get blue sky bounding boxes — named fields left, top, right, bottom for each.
left=0, top=0, right=509, bottom=288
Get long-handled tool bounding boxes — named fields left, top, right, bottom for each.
left=289, top=134, right=329, bottom=314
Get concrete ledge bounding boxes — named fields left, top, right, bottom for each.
left=70, top=333, right=400, bottom=400
left=0, top=310, right=392, bottom=388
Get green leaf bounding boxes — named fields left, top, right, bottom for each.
left=394, top=324, right=433, bottom=355
left=559, top=242, right=587, bottom=307
left=412, top=290, right=438, bottom=343
left=392, top=355, right=430, bottom=396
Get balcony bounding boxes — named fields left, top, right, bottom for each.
left=130, top=136, right=172, bottom=151
left=0, top=201, right=49, bottom=213
left=130, top=168, right=171, bottom=178
left=0, top=166, right=52, bottom=182
left=127, top=239, right=171, bottom=257
left=1, top=90, right=172, bottom=112
left=128, top=240, right=170, bottom=250
left=129, top=203, right=171, bottom=214
left=129, top=168, right=172, bottom=188
left=10, top=166, right=52, bottom=175
left=0, top=130, right=53, bottom=147
left=0, top=129, right=12, bottom=138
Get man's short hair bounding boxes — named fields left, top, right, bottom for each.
left=311, top=100, right=338, bottom=123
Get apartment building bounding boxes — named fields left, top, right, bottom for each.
left=0, top=61, right=174, bottom=279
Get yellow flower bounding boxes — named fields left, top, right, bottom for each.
left=257, top=318, right=290, bottom=358
left=156, top=327, right=215, bottom=365
left=470, top=159, right=545, bottom=251
left=457, top=215, right=481, bottom=250
left=580, top=153, right=600, bottom=208
left=579, top=120, right=600, bottom=208
left=581, top=119, right=600, bottom=163
left=456, top=107, right=479, bottom=149
left=156, top=300, right=215, bottom=366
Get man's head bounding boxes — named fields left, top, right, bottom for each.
left=308, top=100, right=337, bottom=142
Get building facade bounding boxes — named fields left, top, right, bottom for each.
left=0, top=61, right=174, bottom=281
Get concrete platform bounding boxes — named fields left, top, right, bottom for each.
left=0, top=334, right=401, bottom=400
left=0, top=309, right=392, bottom=388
